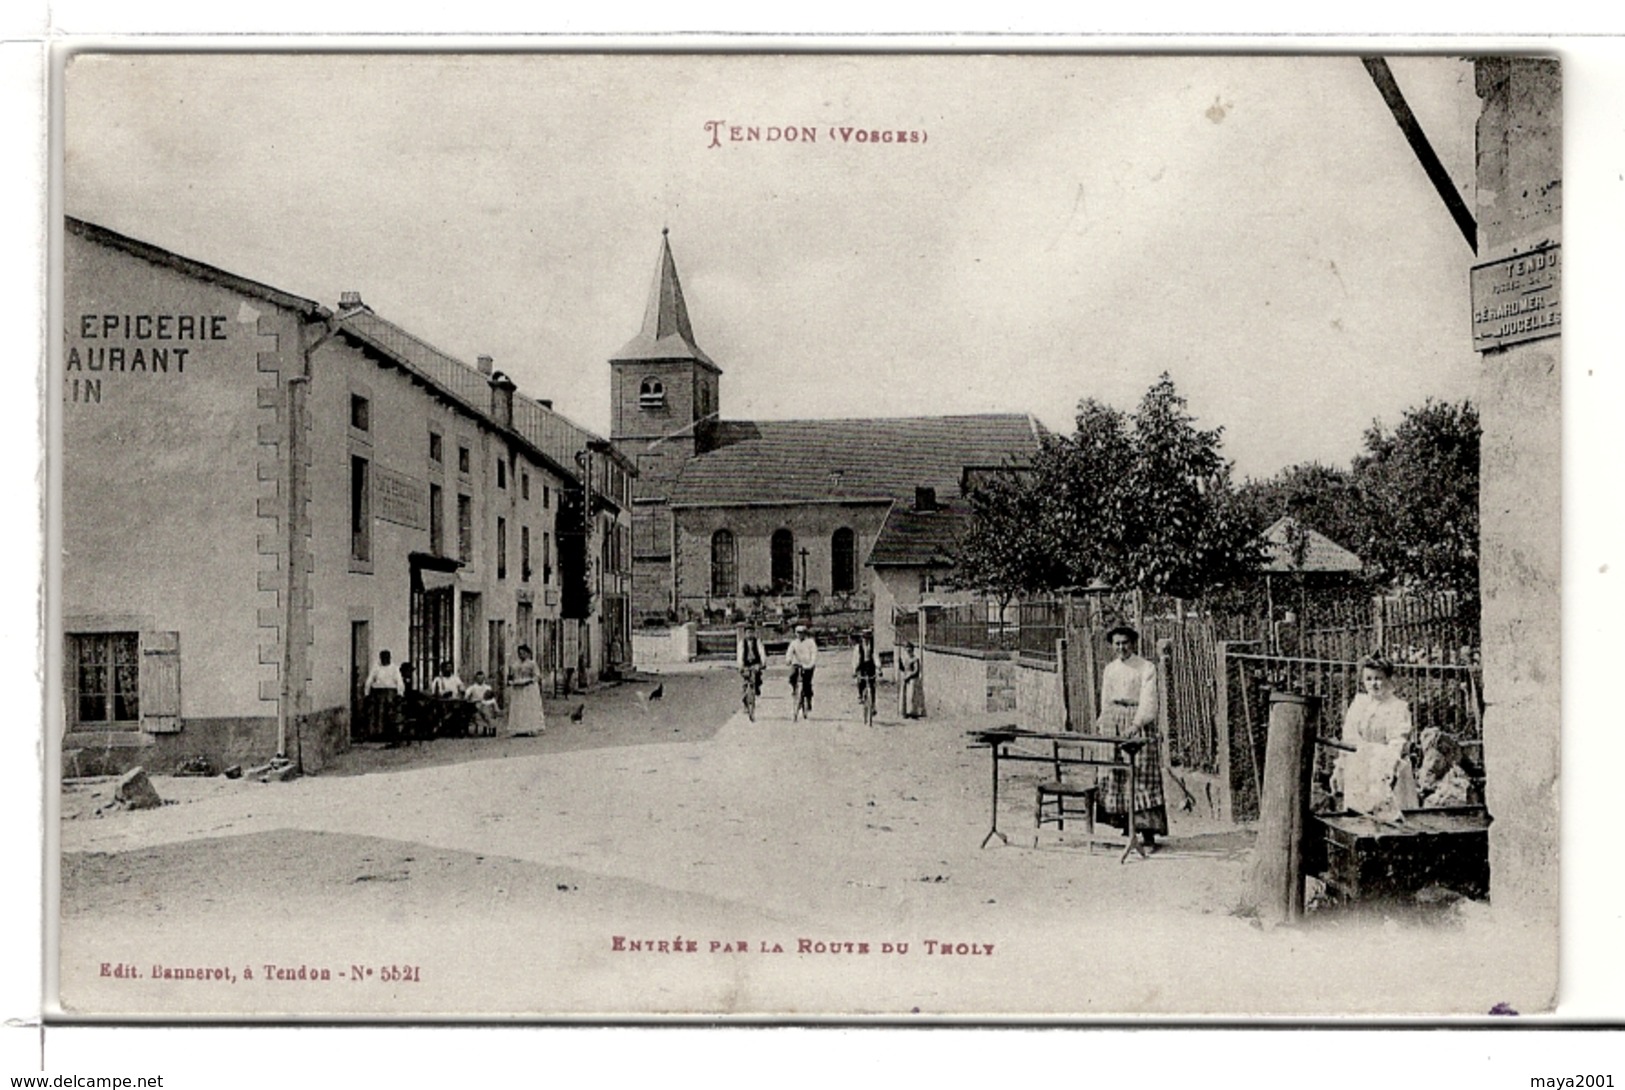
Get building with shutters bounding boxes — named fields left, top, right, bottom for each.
left=610, top=232, right=1042, bottom=649
left=60, top=218, right=632, bottom=776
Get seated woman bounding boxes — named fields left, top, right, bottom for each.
left=1331, top=654, right=1420, bottom=818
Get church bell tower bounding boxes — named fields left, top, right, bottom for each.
left=610, top=230, right=720, bottom=618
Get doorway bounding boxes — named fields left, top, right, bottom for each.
left=459, top=592, right=483, bottom=680
left=487, top=619, right=507, bottom=707
left=349, top=620, right=370, bottom=741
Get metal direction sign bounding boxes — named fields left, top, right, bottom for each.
left=1471, top=244, right=1560, bottom=351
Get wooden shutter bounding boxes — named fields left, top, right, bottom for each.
left=140, top=630, right=181, bottom=733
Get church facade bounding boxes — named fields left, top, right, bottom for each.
left=610, top=233, right=1042, bottom=648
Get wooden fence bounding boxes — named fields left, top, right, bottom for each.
left=1260, top=591, right=1478, bottom=664
left=903, top=589, right=1481, bottom=825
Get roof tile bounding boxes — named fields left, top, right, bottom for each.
left=670, top=414, right=1041, bottom=507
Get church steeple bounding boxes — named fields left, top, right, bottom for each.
left=613, top=229, right=719, bottom=373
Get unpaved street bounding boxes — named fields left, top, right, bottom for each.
left=58, top=667, right=1548, bottom=1017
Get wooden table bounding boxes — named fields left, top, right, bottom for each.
left=967, top=727, right=1148, bottom=863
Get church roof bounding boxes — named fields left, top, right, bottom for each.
left=866, top=502, right=970, bottom=569
left=612, top=230, right=719, bottom=373
left=1260, top=517, right=1365, bottom=573
left=668, top=413, right=1042, bottom=508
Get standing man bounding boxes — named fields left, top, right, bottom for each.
left=1095, top=625, right=1168, bottom=850
left=363, top=649, right=404, bottom=745
left=785, top=623, right=819, bottom=715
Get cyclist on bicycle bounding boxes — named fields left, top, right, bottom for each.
left=852, top=628, right=878, bottom=724
left=785, top=624, right=819, bottom=715
left=736, top=622, right=765, bottom=710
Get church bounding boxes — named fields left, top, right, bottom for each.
left=609, top=232, right=1044, bottom=651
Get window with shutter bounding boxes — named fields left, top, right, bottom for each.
left=67, top=631, right=141, bottom=727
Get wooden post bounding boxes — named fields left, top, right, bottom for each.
left=1080, top=626, right=1099, bottom=727
left=1215, top=641, right=1233, bottom=823
left=1156, top=638, right=1174, bottom=777
left=1250, top=690, right=1319, bottom=924
left=1265, top=575, right=1276, bottom=655
left=1056, top=636, right=1073, bottom=731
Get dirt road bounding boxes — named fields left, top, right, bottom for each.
left=57, top=665, right=1550, bottom=1018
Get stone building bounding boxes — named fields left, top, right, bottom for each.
left=60, top=218, right=631, bottom=775
left=610, top=232, right=1042, bottom=645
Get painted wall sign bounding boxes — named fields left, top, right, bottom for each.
left=374, top=466, right=428, bottom=530
left=1470, top=244, right=1560, bottom=351
left=64, top=312, right=231, bottom=403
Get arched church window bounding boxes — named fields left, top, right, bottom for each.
left=770, top=529, right=795, bottom=595
left=831, top=528, right=856, bottom=594
left=639, top=377, right=666, bottom=410
left=711, top=529, right=737, bottom=598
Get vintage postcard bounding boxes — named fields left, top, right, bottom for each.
left=48, top=49, right=1562, bottom=1019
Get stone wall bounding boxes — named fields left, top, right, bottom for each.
left=632, top=625, right=696, bottom=665
left=921, top=647, right=992, bottom=719
left=290, top=706, right=350, bottom=773
left=65, top=716, right=278, bottom=778
left=672, top=501, right=890, bottom=616
left=1475, top=58, right=1561, bottom=943
left=920, top=646, right=1067, bottom=729
left=1013, top=658, right=1066, bottom=732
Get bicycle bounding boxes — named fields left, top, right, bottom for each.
left=790, top=665, right=813, bottom=722
left=741, top=667, right=761, bottom=722
left=857, top=673, right=876, bottom=727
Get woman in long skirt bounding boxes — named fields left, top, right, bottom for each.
left=897, top=641, right=926, bottom=719
left=507, top=644, right=546, bottom=737
left=1095, top=626, right=1169, bottom=846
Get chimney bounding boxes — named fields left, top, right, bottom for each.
left=338, top=291, right=364, bottom=311
left=537, top=399, right=552, bottom=409
left=477, top=354, right=494, bottom=376
left=914, top=486, right=937, bottom=512
left=488, top=369, right=516, bottom=429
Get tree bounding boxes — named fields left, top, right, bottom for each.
left=955, top=373, right=1261, bottom=602
left=1114, top=375, right=1261, bottom=599
left=1236, top=461, right=1368, bottom=556
left=1237, top=399, right=1480, bottom=603
left=1354, top=398, right=1480, bottom=600
left=954, top=461, right=1063, bottom=609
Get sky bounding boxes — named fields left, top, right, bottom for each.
left=64, top=52, right=1483, bottom=481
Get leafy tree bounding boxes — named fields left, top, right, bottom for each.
left=1236, top=461, right=1368, bottom=557
left=955, top=373, right=1261, bottom=601
left=1115, top=375, right=1261, bottom=598
left=954, top=461, right=1063, bottom=609
left=1354, top=398, right=1480, bottom=600
left=1236, top=399, right=1480, bottom=603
